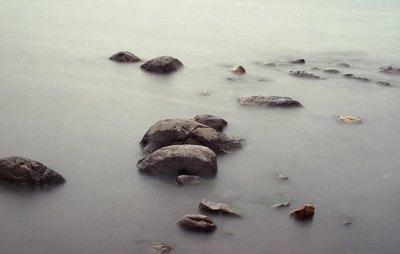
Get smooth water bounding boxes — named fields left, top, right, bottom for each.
left=1, top=0, right=400, bottom=253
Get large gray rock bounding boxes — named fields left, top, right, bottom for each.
left=140, top=119, right=241, bottom=155
left=191, top=114, right=227, bottom=132
left=140, top=56, right=183, bottom=73
left=238, top=95, right=301, bottom=107
left=109, top=51, right=141, bottom=62
left=0, top=156, right=65, bottom=186
left=137, top=145, right=217, bottom=177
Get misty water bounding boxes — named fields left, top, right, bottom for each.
left=1, top=0, right=400, bottom=253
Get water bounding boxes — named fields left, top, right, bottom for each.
left=1, top=0, right=400, bottom=253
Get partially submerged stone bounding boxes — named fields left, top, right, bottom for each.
left=153, top=242, right=172, bottom=253
left=109, top=51, right=141, bottom=62
left=199, top=199, right=240, bottom=217
left=263, top=62, right=276, bottom=67
left=343, top=73, right=370, bottom=82
left=271, top=201, right=290, bottom=208
left=277, top=174, right=289, bottom=180
left=191, top=114, right=227, bottom=132
left=137, top=145, right=217, bottom=177
left=231, top=65, right=246, bottom=74
left=289, top=70, right=323, bottom=79
left=288, top=59, right=305, bottom=64
left=336, top=115, right=362, bottom=124
left=378, top=65, right=400, bottom=74
left=176, top=175, right=204, bottom=185
left=140, top=119, right=241, bottom=155
left=198, top=90, right=210, bottom=96
left=290, top=204, right=315, bottom=219
left=177, top=214, right=217, bottom=232
left=140, top=56, right=183, bottom=73
left=0, top=156, right=65, bottom=186
left=336, top=62, right=351, bottom=68
left=238, top=95, right=301, bottom=107
left=323, top=68, right=340, bottom=74
left=376, top=80, right=391, bottom=86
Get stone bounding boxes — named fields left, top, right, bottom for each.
left=0, top=156, right=65, bottom=186
left=376, top=80, right=391, bottom=86
left=289, top=70, right=323, bottom=79
left=153, top=242, right=172, bottom=253
left=191, top=114, right=227, bottom=132
left=198, top=90, right=210, bottom=96
left=140, top=119, right=241, bottom=155
left=109, top=51, right=141, bottom=62
left=343, top=73, right=370, bottom=82
left=231, top=65, right=246, bottom=74
left=137, top=145, right=217, bottom=177
left=177, top=214, right=217, bottom=232
left=336, top=115, right=362, bottom=124
left=336, top=62, right=351, bottom=68
left=263, top=62, right=276, bottom=67
left=323, top=68, right=340, bottom=74
left=277, top=174, right=289, bottom=180
left=176, top=175, right=204, bottom=185
left=378, top=65, right=400, bottom=74
left=140, top=56, right=183, bottom=73
left=290, top=204, right=315, bottom=219
left=199, top=199, right=240, bottom=217
left=288, top=59, right=305, bottom=64
left=238, top=95, right=301, bottom=107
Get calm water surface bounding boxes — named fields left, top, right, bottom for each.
left=1, top=0, right=400, bottom=253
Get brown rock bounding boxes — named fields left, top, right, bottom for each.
left=290, top=204, right=315, bottom=219
left=109, top=51, right=141, bottom=62
left=191, top=114, right=227, bottom=132
left=231, top=65, right=246, bottom=74
left=177, top=214, right=217, bottom=232
left=140, top=56, right=183, bottom=73
left=199, top=199, right=241, bottom=217
left=176, top=175, right=204, bottom=185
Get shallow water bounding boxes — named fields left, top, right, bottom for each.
left=1, top=0, right=400, bottom=253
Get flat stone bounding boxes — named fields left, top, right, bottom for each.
left=238, top=95, right=301, bottom=107
left=137, top=145, right=217, bottom=177
left=140, top=119, right=241, bottom=155
left=177, top=214, right=217, bottom=232
left=0, top=156, right=65, bottom=186
left=289, top=70, right=323, bottom=79
left=336, top=115, right=362, bottom=124
left=191, top=114, right=227, bottom=132
left=199, top=199, right=240, bottom=217
left=176, top=175, right=204, bottom=185
left=109, top=51, right=141, bottom=62
left=290, top=204, right=315, bottom=219
left=323, top=68, right=340, bottom=74
left=140, top=56, right=183, bottom=73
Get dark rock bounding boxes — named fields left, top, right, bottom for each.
left=191, top=114, right=227, bottom=132
left=376, top=80, right=391, bottom=86
left=176, top=175, right=204, bottom=185
left=289, top=70, right=323, bottom=79
left=137, top=145, right=217, bottom=177
left=290, top=204, right=315, bottom=219
left=140, top=119, right=241, bottom=155
left=288, top=59, right=305, bottom=64
left=343, top=73, right=370, bottom=82
left=231, top=65, right=246, bottom=74
left=323, top=68, right=340, bottom=74
left=140, top=56, right=183, bottom=73
left=342, top=73, right=354, bottom=78
left=199, top=199, right=240, bottom=217
left=109, top=51, right=141, bottom=62
left=378, top=65, right=400, bottom=74
left=0, top=156, right=65, bottom=186
left=238, top=95, right=301, bottom=107
left=336, top=62, right=351, bottom=68
left=177, top=214, right=217, bottom=232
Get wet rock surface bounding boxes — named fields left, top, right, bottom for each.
left=137, top=145, right=217, bottom=177
left=323, top=68, right=340, bottom=74
left=336, top=115, right=362, bottom=124
left=176, top=175, right=204, bottom=185
left=199, top=199, right=240, bottom=217
left=289, top=70, right=323, bottom=79
left=343, top=73, right=370, bottom=82
left=238, top=95, right=301, bottom=107
left=231, top=65, right=246, bottom=74
left=177, top=214, right=217, bottom=232
left=140, top=56, right=183, bottom=73
left=0, top=156, right=65, bottom=186
left=290, top=204, right=315, bottom=219
left=140, top=119, right=241, bottom=155
left=378, top=65, right=400, bottom=74
left=109, top=51, right=141, bottom=62
left=191, top=114, right=227, bottom=132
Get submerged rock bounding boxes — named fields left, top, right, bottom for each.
left=376, top=80, right=391, bottom=86
left=289, top=70, right=323, bottom=79
left=140, top=56, right=183, bottom=73
left=140, top=119, right=241, bottom=155
left=176, top=175, right=204, bottom=185
left=198, top=90, right=210, bottom=96
left=199, top=199, right=240, bottom=217
left=323, top=68, right=340, bottom=74
left=263, top=62, right=276, bottom=67
left=177, top=214, right=217, bottom=232
left=191, top=114, right=227, bottom=132
left=336, top=62, right=351, bottom=68
left=342, top=73, right=370, bottom=82
left=231, top=65, right=246, bottom=74
left=137, top=145, right=217, bottom=177
left=109, top=51, right=141, bottom=62
left=290, top=204, right=315, bottom=219
left=0, top=156, right=65, bottom=186
left=238, top=95, right=301, bottom=107
left=336, top=115, right=362, bottom=124
left=288, top=59, right=305, bottom=64
left=378, top=65, right=400, bottom=74
left=153, top=242, right=172, bottom=254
